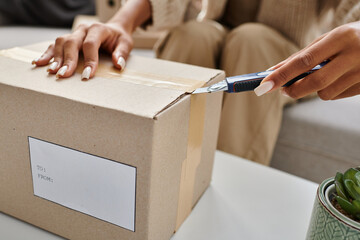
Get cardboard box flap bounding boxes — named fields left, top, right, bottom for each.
left=0, top=42, right=223, bottom=119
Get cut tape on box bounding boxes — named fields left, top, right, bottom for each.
left=175, top=93, right=206, bottom=230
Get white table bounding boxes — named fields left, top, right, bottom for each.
left=0, top=151, right=318, bottom=240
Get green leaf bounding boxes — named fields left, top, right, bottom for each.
left=350, top=180, right=360, bottom=196
left=352, top=200, right=360, bottom=210
left=335, top=172, right=348, bottom=200
left=336, top=196, right=359, bottom=216
left=354, top=183, right=360, bottom=195
left=335, top=172, right=344, bottom=183
left=352, top=200, right=360, bottom=220
left=344, top=179, right=360, bottom=201
left=355, top=171, right=360, bottom=187
left=344, top=168, right=359, bottom=183
left=335, top=181, right=348, bottom=200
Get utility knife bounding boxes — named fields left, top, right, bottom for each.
left=192, top=60, right=329, bottom=94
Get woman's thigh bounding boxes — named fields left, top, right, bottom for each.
left=218, top=23, right=300, bottom=165
left=156, top=20, right=227, bottom=69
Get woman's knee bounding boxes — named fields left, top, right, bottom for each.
left=225, top=23, right=274, bottom=49
left=156, top=20, right=226, bottom=67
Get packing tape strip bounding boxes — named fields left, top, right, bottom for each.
left=175, top=93, right=206, bottom=230
left=83, top=63, right=205, bottom=92
left=0, top=47, right=40, bottom=63
left=0, top=47, right=205, bottom=93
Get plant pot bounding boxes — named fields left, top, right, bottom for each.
left=306, top=178, right=360, bottom=239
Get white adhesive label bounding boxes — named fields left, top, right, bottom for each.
left=28, top=137, right=136, bottom=231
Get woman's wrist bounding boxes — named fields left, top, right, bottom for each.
left=107, top=0, right=151, bottom=34
left=107, top=8, right=135, bottom=33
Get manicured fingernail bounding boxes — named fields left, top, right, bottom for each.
left=48, top=62, right=58, bottom=72
left=56, top=65, right=68, bottom=79
left=117, top=56, right=126, bottom=71
left=266, top=66, right=275, bottom=71
left=81, top=66, right=91, bottom=80
left=254, top=81, right=274, bottom=96
left=31, top=58, right=39, bottom=65
left=281, top=89, right=290, bottom=97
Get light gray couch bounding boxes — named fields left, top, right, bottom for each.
left=1, top=25, right=359, bottom=183
left=271, top=95, right=360, bottom=183
left=0, top=26, right=70, bottom=49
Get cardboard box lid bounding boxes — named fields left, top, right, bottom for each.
left=0, top=42, right=223, bottom=119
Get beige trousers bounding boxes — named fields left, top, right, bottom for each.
left=156, top=20, right=299, bottom=165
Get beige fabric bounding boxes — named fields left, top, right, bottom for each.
left=149, top=0, right=360, bottom=47
left=156, top=20, right=226, bottom=69
left=334, top=0, right=360, bottom=26
left=197, top=0, right=227, bottom=21
left=218, top=23, right=299, bottom=165
left=219, top=0, right=260, bottom=28
left=148, top=0, right=191, bottom=30
left=256, top=0, right=320, bottom=48
left=156, top=21, right=299, bottom=165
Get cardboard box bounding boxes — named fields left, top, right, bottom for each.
left=0, top=42, right=224, bottom=240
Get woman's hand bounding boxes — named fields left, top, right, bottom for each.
left=32, top=0, right=151, bottom=80
left=254, top=21, right=360, bottom=100
left=32, top=22, right=133, bottom=80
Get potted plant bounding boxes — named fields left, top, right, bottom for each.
left=306, top=167, right=360, bottom=239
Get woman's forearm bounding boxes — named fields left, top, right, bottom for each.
left=108, top=0, right=152, bottom=33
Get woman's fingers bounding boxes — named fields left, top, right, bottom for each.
left=32, top=23, right=134, bottom=80
left=333, top=82, right=360, bottom=100
left=55, top=38, right=80, bottom=78
left=56, top=28, right=87, bottom=79
left=33, top=27, right=87, bottom=79
left=81, top=24, right=110, bottom=80
left=32, top=44, right=55, bottom=66
left=267, top=33, right=328, bottom=71
left=256, top=23, right=360, bottom=100
left=281, top=56, right=353, bottom=99
left=255, top=32, right=342, bottom=96
left=112, top=36, right=133, bottom=71
left=46, top=36, right=67, bottom=74
left=318, top=69, right=360, bottom=100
